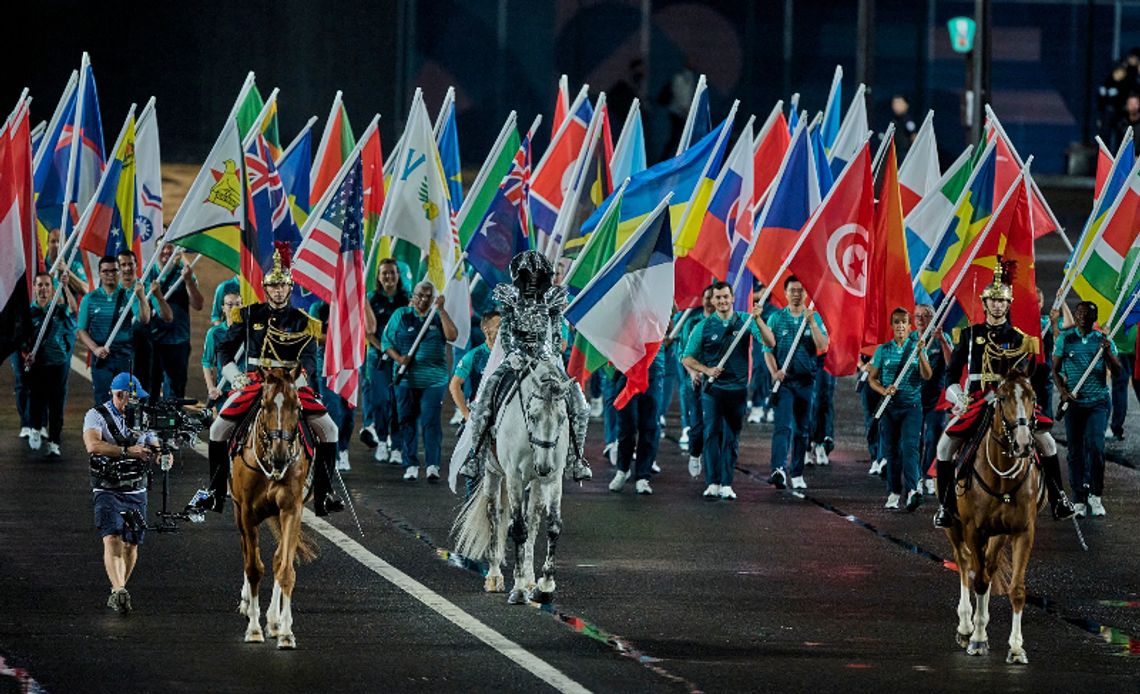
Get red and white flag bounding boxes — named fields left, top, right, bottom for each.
left=1, top=96, right=33, bottom=309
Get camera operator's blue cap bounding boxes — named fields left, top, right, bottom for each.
left=110, top=372, right=148, bottom=398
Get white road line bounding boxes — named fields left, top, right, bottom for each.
left=69, top=357, right=590, bottom=693
left=306, top=514, right=590, bottom=694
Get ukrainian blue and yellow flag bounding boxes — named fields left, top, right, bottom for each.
left=915, top=141, right=997, bottom=304
left=436, top=99, right=463, bottom=208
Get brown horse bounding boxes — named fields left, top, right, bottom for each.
left=945, top=373, right=1046, bottom=664
left=230, top=368, right=317, bottom=649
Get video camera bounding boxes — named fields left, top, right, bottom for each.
left=125, top=397, right=211, bottom=454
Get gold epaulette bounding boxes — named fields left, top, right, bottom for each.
left=1013, top=327, right=1040, bottom=355
left=306, top=315, right=323, bottom=340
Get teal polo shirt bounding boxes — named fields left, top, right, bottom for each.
left=683, top=311, right=764, bottom=391
left=763, top=308, right=827, bottom=381
left=1054, top=327, right=1117, bottom=405
left=871, top=332, right=924, bottom=406
left=77, top=286, right=144, bottom=350
left=382, top=305, right=450, bottom=388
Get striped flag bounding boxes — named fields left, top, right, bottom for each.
left=293, top=156, right=366, bottom=405
left=898, top=111, right=940, bottom=216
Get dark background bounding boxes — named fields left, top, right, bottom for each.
left=2, top=0, right=1137, bottom=174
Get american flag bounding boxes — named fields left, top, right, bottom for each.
left=293, top=156, right=366, bottom=406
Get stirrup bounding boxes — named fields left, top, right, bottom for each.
left=1051, top=492, right=1076, bottom=521
left=933, top=504, right=956, bottom=529
left=315, top=493, right=345, bottom=517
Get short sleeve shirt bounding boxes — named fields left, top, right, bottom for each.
left=872, top=333, right=924, bottom=406
left=763, top=308, right=828, bottom=380
left=1054, top=327, right=1117, bottom=405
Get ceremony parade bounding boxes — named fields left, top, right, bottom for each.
left=2, top=1, right=1140, bottom=691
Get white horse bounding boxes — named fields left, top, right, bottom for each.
left=453, top=358, right=573, bottom=604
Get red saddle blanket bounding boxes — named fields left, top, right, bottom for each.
left=219, top=373, right=327, bottom=420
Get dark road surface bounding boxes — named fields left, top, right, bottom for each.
left=1, top=355, right=1138, bottom=694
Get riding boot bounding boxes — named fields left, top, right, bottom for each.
left=565, top=385, right=592, bottom=481
left=190, top=440, right=230, bottom=513
left=1039, top=453, right=1076, bottom=520
left=312, top=442, right=345, bottom=516
left=932, top=459, right=958, bottom=528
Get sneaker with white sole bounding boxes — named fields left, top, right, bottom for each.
left=389, top=449, right=403, bottom=466
left=924, top=478, right=936, bottom=496
left=804, top=450, right=815, bottom=467
left=425, top=465, right=440, bottom=481
left=1073, top=502, right=1088, bottom=518
left=374, top=441, right=389, bottom=463
left=449, top=410, right=464, bottom=426
left=767, top=469, right=787, bottom=489
left=46, top=442, right=61, bottom=457
left=814, top=443, right=829, bottom=466
left=791, top=476, right=807, bottom=490
left=403, top=466, right=419, bottom=481
left=337, top=450, right=351, bottom=472
left=868, top=458, right=886, bottom=476
left=679, top=426, right=690, bottom=448
left=765, top=408, right=774, bottom=423
left=718, top=486, right=736, bottom=500
left=702, top=484, right=721, bottom=498
left=1088, top=495, right=1106, bottom=517
left=651, top=462, right=661, bottom=473
left=18, top=427, right=31, bottom=439
left=359, top=425, right=379, bottom=448
left=884, top=492, right=901, bottom=509
left=688, top=455, right=702, bottom=478
left=658, top=415, right=666, bottom=429
left=747, top=406, right=763, bottom=424
left=608, top=444, right=618, bottom=467
left=589, top=397, right=603, bottom=418
left=28, top=428, right=42, bottom=451
left=635, top=479, right=653, bottom=495
left=905, top=490, right=922, bottom=512
left=609, top=470, right=629, bottom=492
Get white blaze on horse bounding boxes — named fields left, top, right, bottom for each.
left=945, top=373, right=1044, bottom=664
left=230, top=368, right=318, bottom=649
left=453, top=358, right=573, bottom=604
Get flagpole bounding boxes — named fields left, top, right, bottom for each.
left=769, top=301, right=816, bottom=396
left=874, top=161, right=1032, bottom=419
left=910, top=139, right=996, bottom=292
left=100, top=241, right=171, bottom=353
left=1057, top=284, right=1140, bottom=418
left=242, top=88, right=279, bottom=150
left=432, top=86, right=455, bottom=140
left=826, top=83, right=866, bottom=165
left=32, top=70, right=77, bottom=172
left=545, top=92, right=608, bottom=262
left=675, top=74, right=707, bottom=157
left=56, top=53, right=91, bottom=249
left=455, top=111, right=519, bottom=231
left=821, top=65, right=843, bottom=136
left=872, top=124, right=895, bottom=179
left=561, top=178, right=630, bottom=286
left=672, top=100, right=740, bottom=244
left=708, top=131, right=875, bottom=383
left=532, top=84, right=589, bottom=181
left=162, top=253, right=203, bottom=299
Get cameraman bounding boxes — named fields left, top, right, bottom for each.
left=82, top=372, right=167, bottom=614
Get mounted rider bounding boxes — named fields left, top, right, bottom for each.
left=932, top=260, right=1076, bottom=528
left=190, top=243, right=345, bottom=516
left=459, top=251, right=592, bottom=482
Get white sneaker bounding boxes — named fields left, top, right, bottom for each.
left=374, top=441, right=389, bottom=463
left=590, top=397, right=603, bottom=418
left=425, top=465, right=440, bottom=481
left=359, top=425, right=379, bottom=448
left=658, top=415, right=666, bottom=428
left=804, top=450, right=815, bottom=467
left=403, top=466, right=419, bottom=480
left=1073, top=502, right=1088, bottom=518
left=791, top=476, right=807, bottom=490
left=651, top=462, right=661, bottom=473
left=814, top=443, right=829, bottom=466
left=924, top=478, right=936, bottom=496
left=635, top=479, right=653, bottom=495
left=389, top=449, right=403, bottom=465
left=46, top=442, right=61, bottom=457
left=718, top=485, right=737, bottom=500
left=336, top=450, right=351, bottom=472
left=18, top=427, right=31, bottom=439
left=703, top=484, right=721, bottom=498
left=1088, top=495, right=1106, bottom=517
left=884, top=492, right=901, bottom=509
left=608, top=443, right=618, bottom=467
left=678, top=426, right=690, bottom=451
left=905, top=490, right=922, bottom=512
left=609, top=470, right=629, bottom=492
left=868, top=458, right=886, bottom=476
left=765, top=408, right=774, bottom=423
left=747, top=406, right=763, bottom=424
left=449, top=410, right=464, bottom=426
left=28, top=429, right=42, bottom=451
left=688, top=455, right=702, bottom=478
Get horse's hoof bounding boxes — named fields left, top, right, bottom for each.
left=966, top=640, right=989, bottom=656
left=245, top=629, right=265, bottom=643
left=277, top=634, right=296, bottom=650
left=484, top=577, right=505, bottom=593
left=507, top=589, right=528, bottom=605
left=1006, top=649, right=1028, bottom=665
left=956, top=631, right=971, bottom=648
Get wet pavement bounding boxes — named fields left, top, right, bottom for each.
left=1, top=357, right=1138, bottom=693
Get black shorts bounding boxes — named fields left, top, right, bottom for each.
left=93, top=490, right=147, bottom=545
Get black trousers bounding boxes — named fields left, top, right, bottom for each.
left=27, top=362, right=68, bottom=443
left=150, top=341, right=190, bottom=398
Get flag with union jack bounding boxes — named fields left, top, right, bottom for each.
left=242, top=131, right=300, bottom=304
left=465, top=132, right=533, bottom=289
left=293, top=156, right=366, bottom=405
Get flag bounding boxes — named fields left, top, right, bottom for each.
left=752, top=102, right=790, bottom=208
left=456, top=114, right=520, bottom=248
left=549, top=101, right=614, bottom=261
left=1095, top=138, right=1114, bottom=201
left=810, top=121, right=835, bottom=197
left=165, top=118, right=246, bottom=270
left=828, top=84, right=867, bottom=173
left=551, top=75, right=569, bottom=140
left=746, top=121, right=821, bottom=306
left=788, top=143, right=874, bottom=376
left=687, top=120, right=754, bottom=288
left=904, top=144, right=978, bottom=281
left=898, top=111, right=940, bottom=216
left=234, top=79, right=266, bottom=140
left=465, top=132, right=533, bottom=289
left=565, top=197, right=673, bottom=408
left=530, top=93, right=592, bottom=251
left=912, top=142, right=997, bottom=304
left=610, top=98, right=647, bottom=183
left=1065, top=137, right=1135, bottom=282
left=294, top=156, right=366, bottom=405
left=820, top=66, right=842, bottom=155
left=77, top=111, right=136, bottom=259
left=311, top=92, right=356, bottom=203
left=358, top=122, right=386, bottom=291
left=1, top=96, right=33, bottom=325
left=241, top=131, right=299, bottom=304
left=676, top=75, right=711, bottom=155
left=277, top=118, right=316, bottom=226
left=134, top=103, right=163, bottom=263
left=863, top=141, right=913, bottom=351
left=985, top=111, right=1058, bottom=239
left=435, top=92, right=464, bottom=207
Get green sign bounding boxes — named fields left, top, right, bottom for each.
left=947, top=17, right=976, bottom=54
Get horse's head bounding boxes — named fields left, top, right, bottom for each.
left=257, top=368, right=303, bottom=480
left=993, top=374, right=1036, bottom=460
left=524, top=364, right=571, bottom=478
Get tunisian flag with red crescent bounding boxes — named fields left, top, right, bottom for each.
left=788, top=142, right=874, bottom=376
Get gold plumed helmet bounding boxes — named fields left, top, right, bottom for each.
left=263, top=241, right=293, bottom=287
left=980, top=257, right=1014, bottom=302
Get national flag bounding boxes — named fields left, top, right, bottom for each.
left=76, top=110, right=136, bottom=259
left=435, top=89, right=464, bottom=207
left=277, top=117, right=316, bottom=226
left=466, top=131, right=534, bottom=289
left=565, top=196, right=673, bottom=408
left=898, top=111, right=940, bottom=216
left=745, top=120, right=821, bottom=306
left=134, top=102, right=164, bottom=263
left=357, top=121, right=386, bottom=292
left=788, top=142, right=874, bottom=376
left=820, top=65, right=843, bottom=155
left=810, top=120, right=835, bottom=197
left=1, top=96, right=34, bottom=328
left=687, top=119, right=754, bottom=289
left=530, top=89, right=592, bottom=251
left=1064, top=135, right=1134, bottom=283
left=914, top=141, right=997, bottom=305
left=311, top=92, right=356, bottom=203
left=752, top=101, right=790, bottom=208
left=31, top=71, right=76, bottom=260
left=456, top=114, right=521, bottom=248
left=165, top=118, right=247, bottom=270
left=564, top=186, right=623, bottom=385
left=863, top=141, right=913, bottom=351
left=828, top=83, right=867, bottom=173
left=234, top=77, right=266, bottom=140
left=241, top=131, right=299, bottom=303
left=610, top=98, right=647, bottom=183
left=548, top=99, right=614, bottom=261
left=294, top=155, right=367, bottom=405
left=676, top=74, right=711, bottom=155
left=1094, top=137, right=1114, bottom=201
left=551, top=75, right=569, bottom=140
left=903, top=144, right=977, bottom=281
left=985, top=109, right=1059, bottom=239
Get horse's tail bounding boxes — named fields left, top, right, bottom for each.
left=267, top=516, right=320, bottom=564
left=452, top=477, right=501, bottom=560
left=986, top=536, right=1013, bottom=596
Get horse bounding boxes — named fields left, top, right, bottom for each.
left=452, top=358, right=573, bottom=605
left=945, top=373, right=1046, bottom=664
left=229, top=367, right=318, bottom=649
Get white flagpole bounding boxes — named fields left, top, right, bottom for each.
left=455, top=111, right=520, bottom=232
left=545, top=92, right=608, bottom=262
left=675, top=74, right=708, bottom=157
left=769, top=301, right=815, bottom=396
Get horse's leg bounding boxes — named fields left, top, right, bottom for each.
left=483, top=473, right=506, bottom=593
left=266, top=544, right=284, bottom=637
left=532, top=479, right=563, bottom=604
left=966, top=531, right=991, bottom=656
left=522, top=483, right=541, bottom=592
left=238, top=505, right=265, bottom=643
left=1006, top=528, right=1034, bottom=664
left=506, top=476, right=529, bottom=604
left=273, top=505, right=301, bottom=649
left=948, top=533, right=974, bottom=647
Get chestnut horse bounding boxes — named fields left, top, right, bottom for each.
left=945, top=373, right=1046, bottom=664
left=230, top=368, right=317, bottom=649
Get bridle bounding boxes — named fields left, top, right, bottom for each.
left=518, top=374, right=563, bottom=451
left=247, top=380, right=302, bottom=481
left=973, top=380, right=1035, bottom=503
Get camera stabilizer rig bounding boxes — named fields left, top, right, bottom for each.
left=124, top=396, right=212, bottom=532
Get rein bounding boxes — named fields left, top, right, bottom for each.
left=971, top=387, right=1035, bottom=505
left=243, top=383, right=302, bottom=481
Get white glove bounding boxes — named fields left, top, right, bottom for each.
left=224, top=362, right=251, bottom=389
left=945, top=383, right=967, bottom=415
